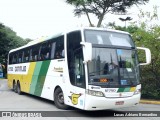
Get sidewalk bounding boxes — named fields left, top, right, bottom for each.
left=140, top=99, right=160, bottom=105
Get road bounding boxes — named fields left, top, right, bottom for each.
left=0, top=79, right=160, bottom=120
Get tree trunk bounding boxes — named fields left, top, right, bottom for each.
left=83, top=5, right=93, bottom=27
left=97, top=15, right=104, bottom=27
left=86, top=13, right=94, bottom=27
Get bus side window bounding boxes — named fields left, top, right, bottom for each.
left=12, top=55, right=15, bottom=64
left=45, top=43, right=51, bottom=60
left=51, top=42, right=56, bottom=59
left=21, top=51, right=24, bottom=63
left=12, top=54, right=17, bottom=64
left=30, top=45, right=40, bottom=62
left=30, top=49, right=33, bottom=61
left=54, top=36, right=64, bottom=59
left=16, top=53, right=19, bottom=64
left=18, top=51, right=23, bottom=63
left=22, top=51, right=26, bottom=63
left=40, top=42, right=51, bottom=60
left=24, top=49, right=30, bottom=63
left=9, top=53, right=13, bottom=64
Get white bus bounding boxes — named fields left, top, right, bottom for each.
left=8, top=27, right=151, bottom=110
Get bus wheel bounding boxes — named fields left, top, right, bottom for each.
left=54, top=88, right=68, bottom=109
left=13, top=81, right=17, bottom=93
left=17, top=82, right=22, bottom=95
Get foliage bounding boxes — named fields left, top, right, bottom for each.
left=135, top=26, right=160, bottom=100
left=0, top=23, right=32, bottom=77
left=66, top=0, right=149, bottom=27
left=109, top=7, right=160, bottom=99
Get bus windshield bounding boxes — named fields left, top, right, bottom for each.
left=87, top=48, right=139, bottom=87
left=85, top=29, right=135, bottom=47
left=85, top=30, right=139, bottom=87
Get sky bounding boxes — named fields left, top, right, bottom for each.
left=0, top=0, right=160, bottom=39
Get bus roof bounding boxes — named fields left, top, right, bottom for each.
left=9, top=27, right=130, bottom=53
left=63, top=27, right=130, bottom=35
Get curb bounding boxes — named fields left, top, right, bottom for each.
left=140, top=99, right=160, bottom=105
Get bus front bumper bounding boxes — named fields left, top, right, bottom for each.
left=84, top=94, right=140, bottom=110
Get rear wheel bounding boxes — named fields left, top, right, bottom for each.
left=54, top=88, right=69, bottom=109
left=17, top=82, right=22, bottom=95
left=13, top=81, right=17, bottom=92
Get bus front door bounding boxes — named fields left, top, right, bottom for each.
left=66, top=47, right=86, bottom=109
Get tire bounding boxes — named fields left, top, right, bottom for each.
left=54, top=88, right=69, bottom=109
left=17, top=82, right=22, bottom=95
left=13, top=81, right=17, bottom=93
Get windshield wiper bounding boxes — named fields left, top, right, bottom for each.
left=89, top=69, right=105, bottom=74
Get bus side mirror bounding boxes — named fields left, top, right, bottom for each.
left=137, top=47, right=151, bottom=66
left=80, top=42, right=92, bottom=63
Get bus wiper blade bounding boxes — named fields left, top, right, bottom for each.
left=89, top=69, right=104, bottom=75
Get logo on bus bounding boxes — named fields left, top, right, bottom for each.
left=69, top=93, right=81, bottom=105
left=15, top=66, right=26, bottom=72
left=53, top=67, right=63, bottom=73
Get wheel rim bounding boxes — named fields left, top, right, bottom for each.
left=57, top=92, right=64, bottom=104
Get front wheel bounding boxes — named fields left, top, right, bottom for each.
left=54, top=88, right=69, bottom=109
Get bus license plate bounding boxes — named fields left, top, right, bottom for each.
left=115, top=101, right=124, bottom=105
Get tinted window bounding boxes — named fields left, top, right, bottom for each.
left=30, top=45, right=40, bottom=62
left=51, top=42, right=56, bottom=59
left=23, top=48, right=30, bottom=62
left=67, top=31, right=86, bottom=88
left=54, top=36, right=64, bottom=59
left=17, top=52, right=21, bottom=63
left=9, top=53, right=13, bottom=64
left=8, top=35, right=65, bottom=64
left=85, top=30, right=135, bottom=47
left=40, top=42, right=51, bottom=60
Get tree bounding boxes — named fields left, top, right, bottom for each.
left=0, top=23, right=32, bottom=77
left=66, top=0, right=149, bottom=27
left=0, top=24, right=28, bottom=62
left=112, top=6, right=160, bottom=99
left=119, top=17, right=132, bottom=28
left=132, top=26, right=160, bottom=99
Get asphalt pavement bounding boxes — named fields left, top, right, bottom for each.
left=0, top=79, right=160, bottom=105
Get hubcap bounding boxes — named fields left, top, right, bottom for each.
left=58, top=92, right=64, bottom=104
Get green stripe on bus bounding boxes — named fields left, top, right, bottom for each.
left=29, top=61, right=43, bottom=94
left=117, top=87, right=133, bottom=92
left=117, top=88, right=125, bottom=92
left=124, top=87, right=130, bottom=92
left=34, top=60, right=51, bottom=96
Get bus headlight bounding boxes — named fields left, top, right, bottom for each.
left=134, top=89, right=141, bottom=95
left=86, top=89, right=104, bottom=97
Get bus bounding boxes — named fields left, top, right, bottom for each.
left=0, top=64, right=4, bottom=78
left=7, top=27, right=151, bottom=110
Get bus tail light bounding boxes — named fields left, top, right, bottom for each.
left=86, top=89, right=104, bottom=97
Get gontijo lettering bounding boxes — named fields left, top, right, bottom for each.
left=15, top=66, right=26, bottom=72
